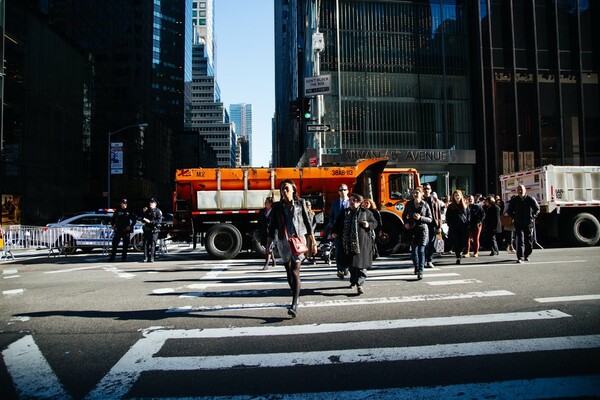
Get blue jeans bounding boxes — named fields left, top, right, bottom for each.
left=411, top=245, right=425, bottom=273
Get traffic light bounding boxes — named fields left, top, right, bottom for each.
left=289, top=99, right=301, bottom=120
left=303, top=98, right=312, bottom=120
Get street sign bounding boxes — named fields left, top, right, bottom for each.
left=307, top=124, right=331, bottom=132
left=304, top=75, right=331, bottom=96
left=110, top=142, right=123, bottom=174
left=325, top=148, right=340, bottom=155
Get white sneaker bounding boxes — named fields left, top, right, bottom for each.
left=425, top=261, right=434, bottom=268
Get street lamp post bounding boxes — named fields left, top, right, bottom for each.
left=107, top=123, right=148, bottom=208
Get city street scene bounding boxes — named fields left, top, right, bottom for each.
left=1, top=0, right=599, bottom=399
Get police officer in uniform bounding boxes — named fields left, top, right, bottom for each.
left=109, top=199, right=137, bottom=262
left=142, top=198, right=163, bottom=262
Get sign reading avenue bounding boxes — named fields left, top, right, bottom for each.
left=306, top=124, right=331, bottom=132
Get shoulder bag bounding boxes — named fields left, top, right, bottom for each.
left=278, top=204, right=308, bottom=256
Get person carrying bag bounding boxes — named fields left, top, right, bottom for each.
left=266, top=179, right=317, bottom=318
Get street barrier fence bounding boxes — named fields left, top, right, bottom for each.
left=0, top=225, right=112, bottom=261
left=1, top=225, right=168, bottom=261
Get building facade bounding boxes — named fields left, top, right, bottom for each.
left=1, top=0, right=91, bottom=225
left=229, top=103, right=253, bottom=165
left=183, top=41, right=237, bottom=168
left=274, top=0, right=599, bottom=196
left=0, top=0, right=193, bottom=222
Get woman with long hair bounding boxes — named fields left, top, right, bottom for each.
left=445, top=189, right=471, bottom=264
left=403, top=186, right=433, bottom=279
left=266, top=179, right=317, bottom=317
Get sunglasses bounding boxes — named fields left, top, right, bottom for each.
left=339, top=188, right=348, bottom=192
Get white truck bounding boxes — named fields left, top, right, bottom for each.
left=500, top=165, right=600, bottom=246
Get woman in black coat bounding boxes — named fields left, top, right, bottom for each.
left=446, top=189, right=471, bottom=264
left=403, top=186, right=432, bottom=279
left=332, top=192, right=378, bottom=295
left=483, top=196, right=502, bottom=255
left=266, top=180, right=317, bottom=318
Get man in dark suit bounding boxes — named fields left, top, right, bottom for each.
left=328, top=184, right=350, bottom=279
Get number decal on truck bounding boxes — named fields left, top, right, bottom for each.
left=331, top=170, right=353, bottom=176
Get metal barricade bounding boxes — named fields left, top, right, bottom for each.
left=1, top=225, right=49, bottom=260
left=0, top=225, right=114, bottom=260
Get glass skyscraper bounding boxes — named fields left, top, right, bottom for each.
left=275, top=0, right=598, bottom=195
left=229, top=103, right=253, bottom=165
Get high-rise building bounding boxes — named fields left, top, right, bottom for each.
left=229, top=103, right=253, bottom=165
left=181, top=0, right=236, bottom=168
left=1, top=0, right=192, bottom=222
left=1, top=0, right=91, bottom=224
left=274, top=0, right=598, bottom=195
left=192, top=0, right=216, bottom=72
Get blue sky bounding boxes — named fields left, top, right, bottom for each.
left=215, top=0, right=275, bottom=167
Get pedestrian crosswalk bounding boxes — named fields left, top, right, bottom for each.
left=3, top=253, right=599, bottom=399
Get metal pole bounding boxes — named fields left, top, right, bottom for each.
left=107, top=130, right=111, bottom=208
left=335, top=0, right=342, bottom=153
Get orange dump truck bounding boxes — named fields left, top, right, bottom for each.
left=170, top=158, right=420, bottom=259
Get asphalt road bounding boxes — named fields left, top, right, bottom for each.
left=1, top=245, right=599, bottom=399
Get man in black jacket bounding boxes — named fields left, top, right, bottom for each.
left=109, top=199, right=137, bottom=262
left=507, top=185, right=540, bottom=263
left=142, top=198, right=163, bottom=263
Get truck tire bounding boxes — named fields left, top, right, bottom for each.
left=568, top=212, right=600, bottom=246
left=205, top=224, right=243, bottom=259
left=378, top=213, right=401, bottom=255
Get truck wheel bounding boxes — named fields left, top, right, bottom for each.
left=205, top=224, right=243, bottom=259
left=569, top=213, right=600, bottom=246
left=378, top=214, right=401, bottom=255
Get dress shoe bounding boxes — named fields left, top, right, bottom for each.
left=357, top=285, right=364, bottom=295
left=489, top=251, right=498, bottom=256
left=287, top=305, right=298, bottom=318
left=456, top=258, right=461, bottom=265
left=336, top=271, right=345, bottom=279
left=524, top=257, right=530, bottom=261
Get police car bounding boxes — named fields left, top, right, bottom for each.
left=44, top=209, right=144, bottom=254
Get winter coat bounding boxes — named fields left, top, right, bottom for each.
left=256, top=207, right=272, bottom=245
left=483, top=202, right=502, bottom=234
left=507, top=195, right=540, bottom=228
left=111, top=208, right=137, bottom=233
left=424, top=196, right=442, bottom=229
left=332, top=207, right=378, bottom=270
left=404, top=199, right=433, bottom=246
left=446, top=203, right=470, bottom=255
left=469, top=203, right=485, bottom=228
left=268, top=198, right=314, bottom=240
